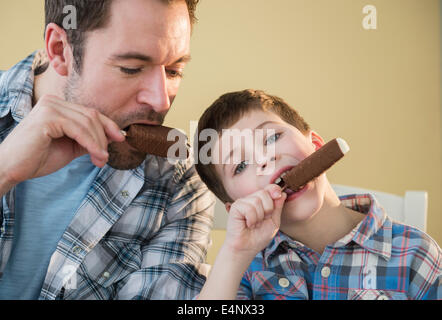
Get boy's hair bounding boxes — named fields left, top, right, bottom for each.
left=44, top=0, right=199, bottom=73
left=195, top=89, right=311, bottom=203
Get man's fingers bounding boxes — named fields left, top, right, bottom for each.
left=96, top=113, right=126, bottom=143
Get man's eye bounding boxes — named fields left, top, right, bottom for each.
left=234, top=160, right=248, bottom=175
left=120, top=67, right=142, bottom=75
left=166, top=69, right=184, bottom=79
left=265, top=133, right=281, bottom=145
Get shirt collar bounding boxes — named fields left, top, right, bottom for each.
left=0, top=51, right=38, bottom=121
left=263, top=193, right=392, bottom=265
left=336, top=193, right=392, bottom=260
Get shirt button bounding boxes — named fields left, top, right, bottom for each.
left=102, top=271, right=110, bottom=279
left=72, top=245, right=82, bottom=255
left=377, top=294, right=389, bottom=300
left=321, top=266, right=331, bottom=278
left=121, top=190, right=130, bottom=198
left=278, top=277, right=290, bottom=288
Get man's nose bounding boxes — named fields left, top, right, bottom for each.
left=137, top=66, right=171, bottom=113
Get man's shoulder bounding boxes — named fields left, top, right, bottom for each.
left=0, top=52, right=36, bottom=109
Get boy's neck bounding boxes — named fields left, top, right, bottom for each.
left=280, top=184, right=366, bottom=255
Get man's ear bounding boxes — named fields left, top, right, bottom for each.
left=309, top=130, right=325, bottom=150
left=45, top=23, right=72, bottom=77
left=225, top=202, right=231, bottom=213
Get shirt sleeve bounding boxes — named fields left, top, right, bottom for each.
left=114, top=160, right=215, bottom=300
left=236, top=271, right=253, bottom=300
left=408, top=232, right=441, bottom=300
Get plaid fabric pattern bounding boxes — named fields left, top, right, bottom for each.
left=0, top=52, right=215, bottom=300
left=237, top=193, right=441, bottom=300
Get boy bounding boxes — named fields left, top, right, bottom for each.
left=194, top=89, right=441, bottom=300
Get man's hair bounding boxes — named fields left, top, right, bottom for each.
left=195, top=89, right=311, bottom=203
left=44, top=0, right=199, bottom=73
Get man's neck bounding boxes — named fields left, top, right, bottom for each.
left=281, top=184, right=366, bottom=255
left=33, top=64, right=66, bottom=106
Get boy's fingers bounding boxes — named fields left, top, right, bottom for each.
left=271, top=192, right=287, bottom=227
left=230, top=201, right=258, bottom=229
left=258, top=189, right=275, bottom=217
left=244, top=205, right=258, bottom=229
left=243, top=196, right=265, bottom=222
left=265, top=184, right=282, bottom=199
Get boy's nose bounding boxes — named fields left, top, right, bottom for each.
left=257, top=155, right=277, bottom=176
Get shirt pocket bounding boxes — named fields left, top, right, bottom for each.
left=78, top=240, right=142, bottom=288
left=348, top=289, right=409, bottom=300
left=251, top=271, right=308, bottom=300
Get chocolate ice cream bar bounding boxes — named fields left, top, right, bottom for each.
left=281, top=138, right=350, bottom=191
left=124, top=124, right=188, bottom=159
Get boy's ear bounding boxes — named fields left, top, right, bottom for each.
left=225, top=202, right=231, bottom=213
left=45, top=22, right=72, bottom=77
left=309, top=130, right=325, bottom=150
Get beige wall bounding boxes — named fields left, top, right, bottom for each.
left=1, top=1, right=441, bottom=261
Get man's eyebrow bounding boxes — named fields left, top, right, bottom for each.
left=109, top=52, right=153, bottom=62
left=109, top=52, right=192, bottom=64
left=175, top=54, right=192, bottom=64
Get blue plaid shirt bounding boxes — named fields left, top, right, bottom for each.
left=0, top=52, right=215, bottom=300
left=237, top=194, right=441, bottom=300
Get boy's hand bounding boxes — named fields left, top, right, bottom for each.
left=223, top=184, right=287, bottom=258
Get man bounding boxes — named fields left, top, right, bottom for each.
left=0, top=0, right=214, bottom=300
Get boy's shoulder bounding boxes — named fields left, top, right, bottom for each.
left=388, top=218, right=441, bottom=262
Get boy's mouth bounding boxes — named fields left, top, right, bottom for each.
left=272, top=166, right=310, bottom=199
left=272, top=166, right=298, bottom=196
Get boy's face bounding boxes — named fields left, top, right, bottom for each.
left=213, top=110, right=329, bottom=224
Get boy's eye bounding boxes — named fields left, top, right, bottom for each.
left=120, top=67, right=142, bottom=75
left=234, top=160, right=248, bottom=175
left=265, top=132, right=281, bottom=145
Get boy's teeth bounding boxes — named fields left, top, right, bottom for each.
left=281, top=172, right=287, bottom=178
left=275, top=177, right=282, bottom=184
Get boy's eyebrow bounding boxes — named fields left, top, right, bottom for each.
left=255, top=121, right=280, bottom=130
left=221, top=120, right=280, bottom=173
left=109, top=51, right=192, bottom=64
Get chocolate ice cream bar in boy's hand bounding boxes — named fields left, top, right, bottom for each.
left=276, top=138, right=350, bottom=192
left=122, top=124, right=188, bottom=159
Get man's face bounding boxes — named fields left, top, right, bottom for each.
left=65, top=0, right=191, bottom=169
left=213, top=110, right=328, bottom=224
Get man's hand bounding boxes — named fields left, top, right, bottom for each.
left=0, top=95, right=125, bottom=194
left=223, top=184, right=287, bottom=259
